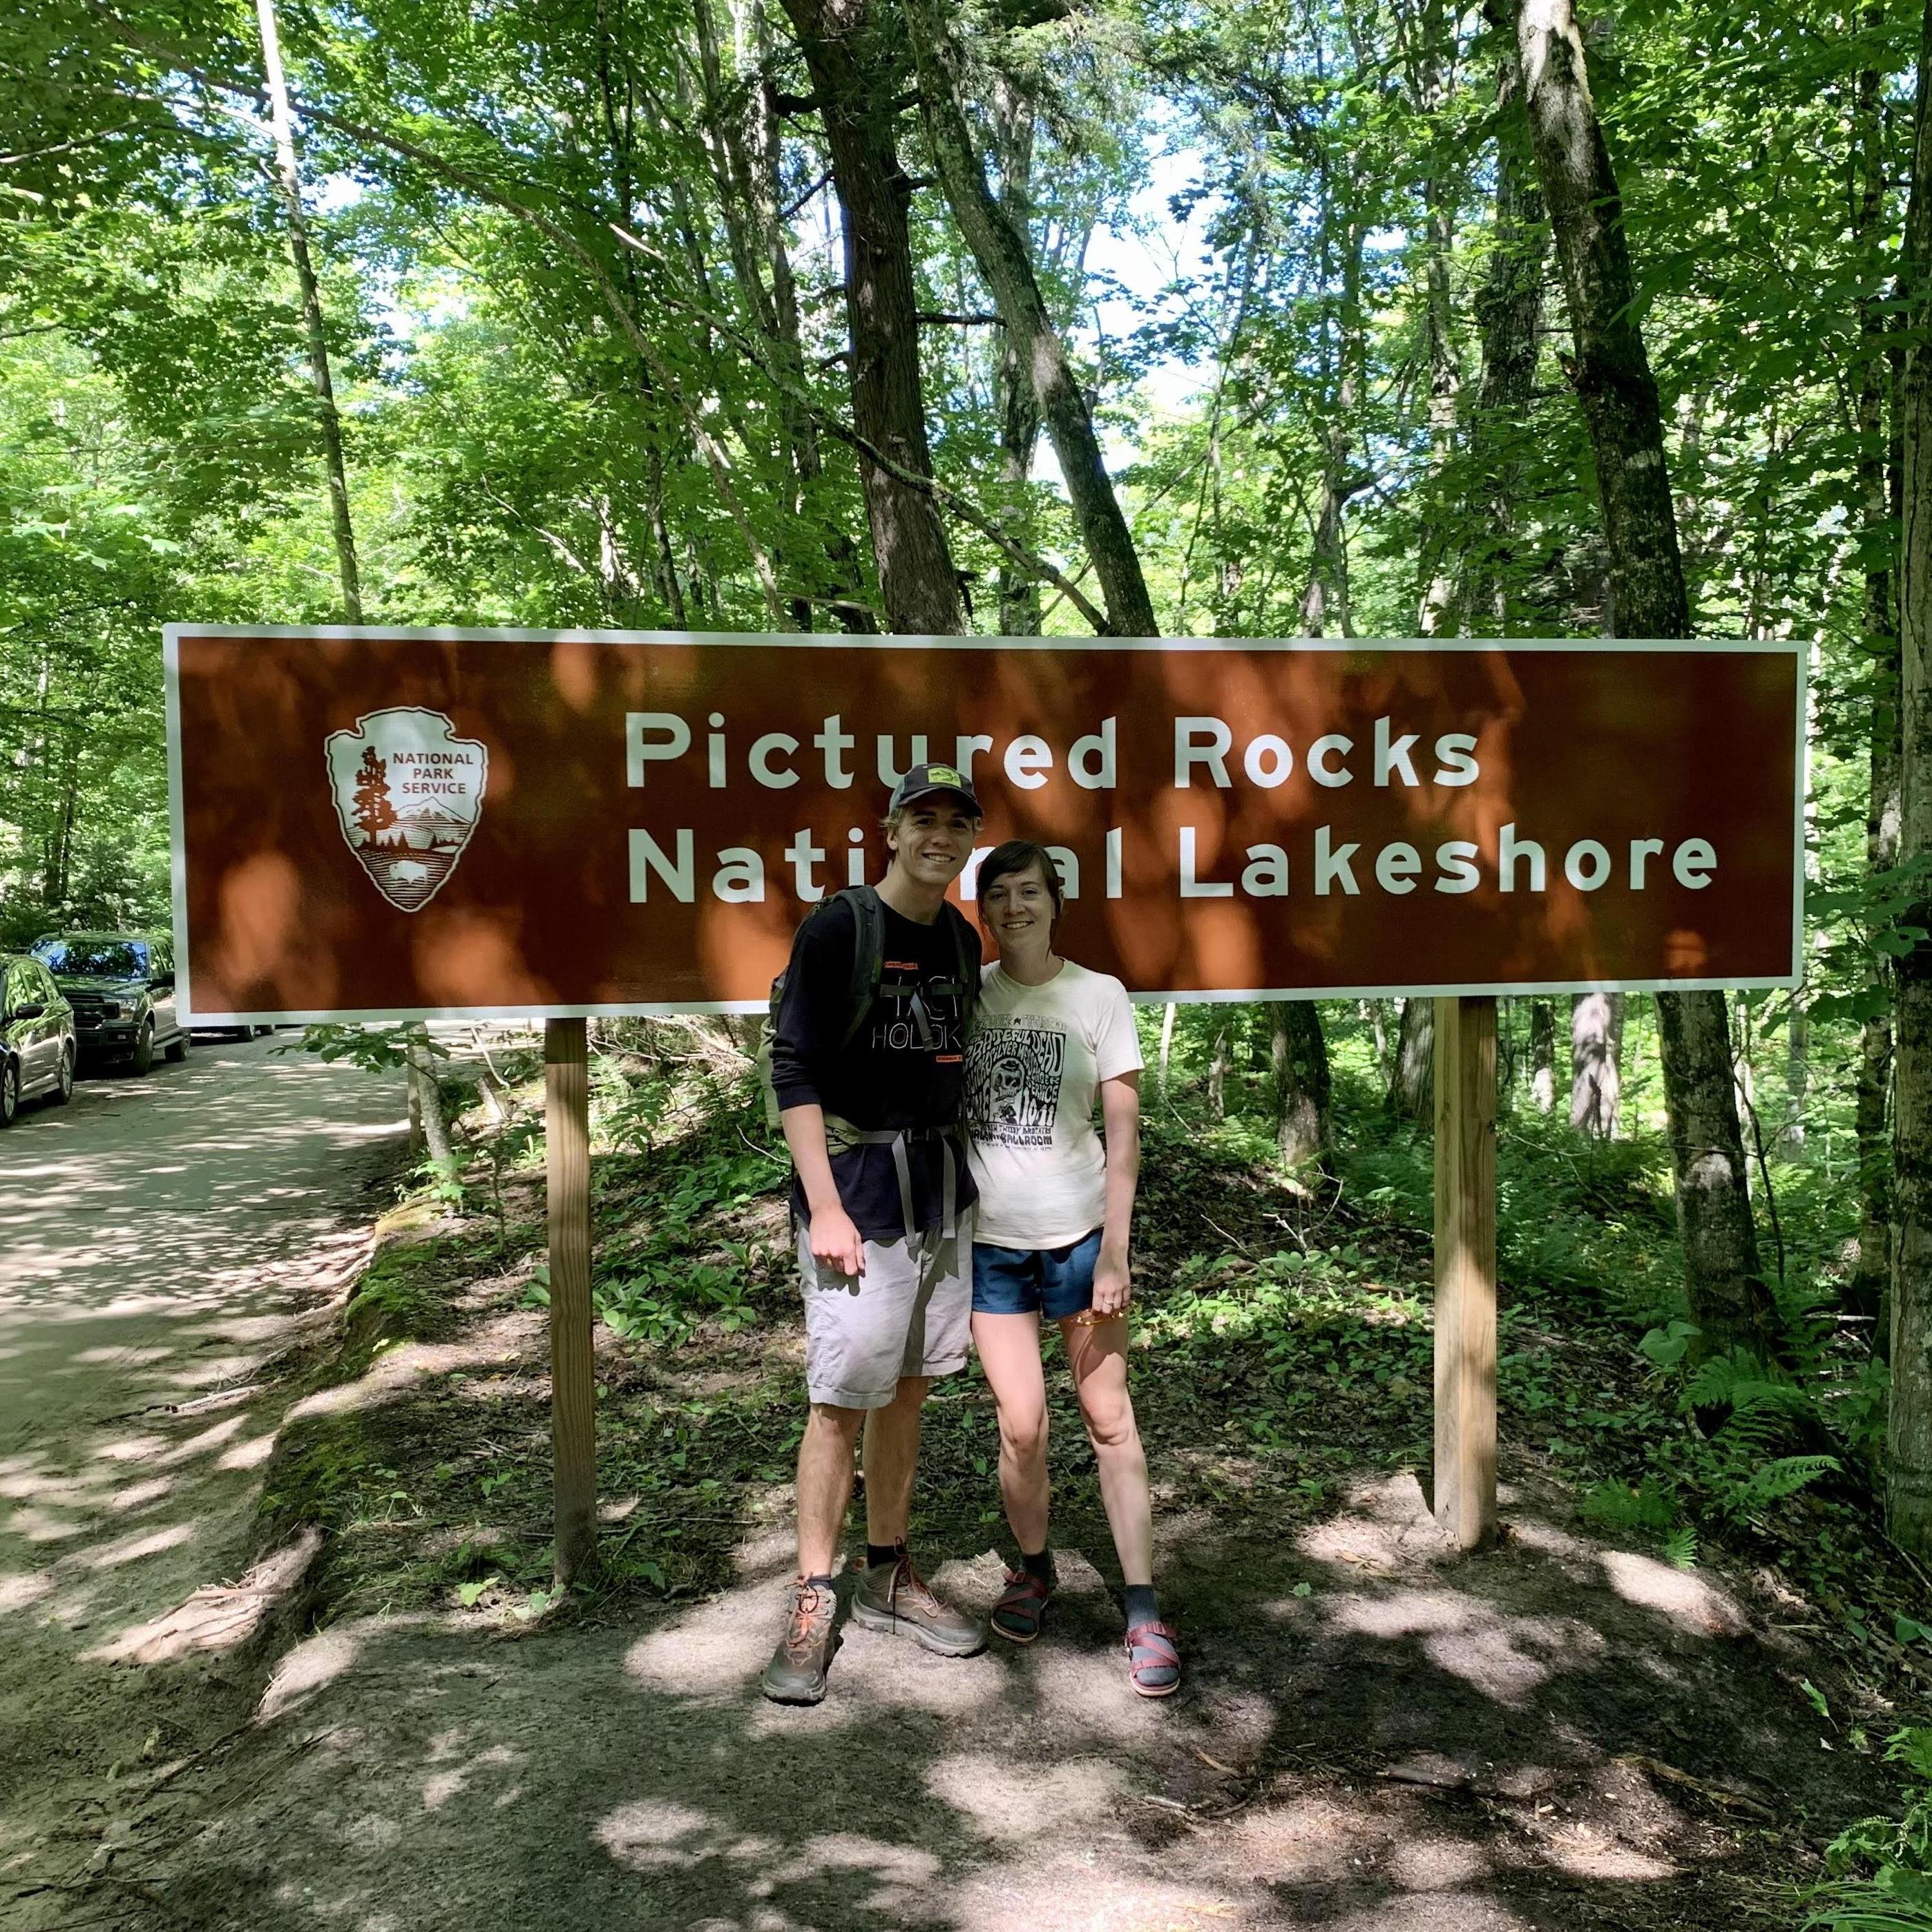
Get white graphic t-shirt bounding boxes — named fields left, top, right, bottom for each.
left=964, top=960, right=1143, bottom=1250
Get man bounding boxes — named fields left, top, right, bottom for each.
left=762, top=763, right=989, bottom=1705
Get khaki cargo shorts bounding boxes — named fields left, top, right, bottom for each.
left=797, top=1219, right=973, bottom=1410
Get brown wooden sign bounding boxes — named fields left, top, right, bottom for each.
left=164, top=627, right=1802, bottom=1022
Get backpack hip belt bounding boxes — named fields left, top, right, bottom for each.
left=823, top=1118, right=964, bottom=1246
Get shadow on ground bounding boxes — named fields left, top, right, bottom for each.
left=139, top=1466, right=1870, bottom=1932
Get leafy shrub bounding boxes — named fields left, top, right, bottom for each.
left=1806, top=1730, right=1932, bottom=1931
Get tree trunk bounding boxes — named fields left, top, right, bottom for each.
left=1413, top=0, right=1462, bottom=635
left=1271, top=1003, right=1332, bottom=1169
left=1453, top=55, right=1548, bottom=633
left=255, top=0, right=362, bottom=622
left=1781, top=997, right=1809, bottom=1156
left=1158, top=1001, right=1177, bottom=1102
left=1890, top=0, right=1932, bottom=1551
left=1853, top=22, right=1903, bottom=1326
left=1393, top=997, right=1434, bottom=1120
left=405, top=1026, right=454, bottom=1169
left=1569, top=991, right=1624, bottom=1139
left=1513, top=0, right=1773, bottom=1357
left=988, top=74, right=1042, bottom=637
left=1528, top=999, right=1555, bottom=1112
left=1301, top=216, right=1368, bottom=639
left=1208, top=1023, right=1231, bottom=1120
left=780, top=0, right=964, bottom=635
left=903, top=0, right=1156, bottom=636
left=1366, top=998, right=1395, bottom=1083
left=694, top=0, right=873, bottom=629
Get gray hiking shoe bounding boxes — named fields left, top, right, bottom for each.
left=761, top=1577, right=839, bottom=1705
left=852, top=1547, right=986, bottom=1657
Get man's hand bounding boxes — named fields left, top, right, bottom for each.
left=1091, top=1245, right=1131, bottom=1317
left=810, top=1204, right=866, bottom=1278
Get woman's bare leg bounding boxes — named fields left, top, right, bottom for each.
left=971, top=1310, right=1051, bottom=1553
left=1061, top=1315, right=1152, bottom=1585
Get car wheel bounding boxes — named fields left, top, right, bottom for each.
left=0, top=1060, right=17, bottom=1127
left=50, top=1046, right=74, bottom=1105
left=164, top=1029, right=188, bottom=1064
left=131, top=1021, right=155, bottom=1077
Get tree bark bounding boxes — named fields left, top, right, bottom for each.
left=1513, top=0, right=1773, bottom=1356
left=902, top=0, right=1156, bottom=636
left=988, top=73, right=1042, bottom=637
left=1569, top=991, right=1624, bottom=1139
left=1208, top=1022, right=1231, bottom=1119
left=1413, top=0, right=1462, bottom=635
left=1528, top=998, right=1555, bottom=1112
left=1853, top=23, right=1903, bottom=1325
left=780, top=0, right=964, bottom=634
left=1271, top=1002, right=1332, bottom=1168
left=255, top=0, right=362, bottom=623
left=1891, top=0, right=1932, bottom=1551
left=405, top=1026, right=454, bottom=1169
left=1453, top=55, right=1547, bottom=633
left=1393, top=996, right=1434, bottom=1120
left=1301, top=212, right=1368, bottom=639
left=693, top=0, right=874, bottom=629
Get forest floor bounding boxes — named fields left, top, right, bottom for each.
left=8, top=1037, right=1929, bottom=1931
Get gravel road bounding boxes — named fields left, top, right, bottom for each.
left=0, top=1033, right=407, bottom=1921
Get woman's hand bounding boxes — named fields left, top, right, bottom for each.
left=1090, top=1243, right=1132, bottom=1317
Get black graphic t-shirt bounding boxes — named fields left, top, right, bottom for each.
left=769, top=895, right=980, bottom=1241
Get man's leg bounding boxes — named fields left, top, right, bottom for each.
left=797, top=1401, right=865, bottom=1578
left=848, top=1227, right=984, bottom=1656
left=861, top=1375, right=929, bottom=1550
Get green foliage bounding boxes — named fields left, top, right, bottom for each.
left=1807, top=1732, right=1932, bottom=1932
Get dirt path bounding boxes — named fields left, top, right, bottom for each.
left=146, top=1479, right=1860, bottom=1932
left=0, top=1035, right=408, bottom=1921
left=3, top=1060, right=1893, bottom=1932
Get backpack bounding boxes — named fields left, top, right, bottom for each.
left=756, top=884, right=979, bottom=1130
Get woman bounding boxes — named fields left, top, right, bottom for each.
left=962, top=839, right=1179, bottom=1696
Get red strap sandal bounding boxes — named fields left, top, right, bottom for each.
left=1125, top=1620, right=1181, bottom=1697
left=991, top=1567, right=1051, bottom=1643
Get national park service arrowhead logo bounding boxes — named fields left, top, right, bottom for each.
left=325, top=708, right=488, bottom=912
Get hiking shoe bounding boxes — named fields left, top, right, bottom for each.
left=852, top=1548, right=986, bottom=1656
left=761, top=1577, right=839, bottom=1705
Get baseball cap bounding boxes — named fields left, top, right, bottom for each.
left=888, top=761, right=982, bottom=816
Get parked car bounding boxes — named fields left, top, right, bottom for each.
left=30, top=932, right=189, bottom=1075
left=1, top=953, right=77, bottom=1125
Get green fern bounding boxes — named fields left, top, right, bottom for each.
left=1733, top=1454, right=1840, bottom=1516
left=1661, top=1524, right=1699, bottom=1569
left=1581, top=1479, right=1674, bottom=1532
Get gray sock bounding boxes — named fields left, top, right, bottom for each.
left=1124, top=1583, right=1160, bottom=1627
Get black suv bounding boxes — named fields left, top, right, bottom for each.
left=0, top=953, right=77, bottom=1124
left=31, top=932, right=189, bottom=1075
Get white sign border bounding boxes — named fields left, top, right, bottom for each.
left=162, top=625, right=1808, bottom=1024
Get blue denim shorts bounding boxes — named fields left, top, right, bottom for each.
left=971, top=1229, right=1103, bottom=1319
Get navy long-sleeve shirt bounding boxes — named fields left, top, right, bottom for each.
left=770, top=892, right=980, bottom=1240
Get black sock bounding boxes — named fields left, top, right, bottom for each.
left=804, top=1571, right=836, bottom=1592
left=1022, top=1547, right=1054, bottom=1586
left=1124, top=1583, right=1160, bottom=1627
left=865, top=1542, right=901, bottom=1571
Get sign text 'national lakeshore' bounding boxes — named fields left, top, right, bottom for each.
left=163, top=629, right=1803, bottom=1021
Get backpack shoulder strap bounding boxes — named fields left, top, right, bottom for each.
left=836, top=885, right=885, bottom=1051
left=944, top=901, right=979, bottom=1018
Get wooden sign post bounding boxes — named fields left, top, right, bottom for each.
left=544, top=1018, right=597, bottom=1585
left=1432, top=996, right=1498, bottom=1550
